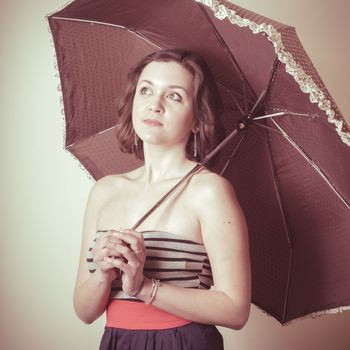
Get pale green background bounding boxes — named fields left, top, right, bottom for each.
left=1, top=0, right=349, bottom=349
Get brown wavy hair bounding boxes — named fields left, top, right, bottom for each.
left=115, top=48, right=221, bottom=161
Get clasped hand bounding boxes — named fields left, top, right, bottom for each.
left=91, top=229, right=146, bottom=296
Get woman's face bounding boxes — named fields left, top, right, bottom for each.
left=132, top=60, right=195, bottom=150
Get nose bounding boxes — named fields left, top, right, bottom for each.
left=148, top=94, right=164, bottom=113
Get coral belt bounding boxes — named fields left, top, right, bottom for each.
left=106, top=300, right=191, bottom=330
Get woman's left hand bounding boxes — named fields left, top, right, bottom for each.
left=103, top=229, right=146, bottom=296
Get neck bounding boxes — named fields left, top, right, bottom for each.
left=141, top=144, right=195, bottom=184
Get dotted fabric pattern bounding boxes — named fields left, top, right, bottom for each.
left=48, top=0, right=350, bottom=324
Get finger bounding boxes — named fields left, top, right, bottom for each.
left=114, top=247, right=144, bottom=273
left=107, top=229, right=121, bottom=236
left=93, top=231, right=111, bottom=249
left=94, top=235, right=126, bottom=253
left=93, top=251, right=121, bottom=273
left=92, top=241, right=118, bottom=255
left=104, top=256, right=131, bottom=274
left=112, top=244, right=135, bottom=260
left=121, top=229, right=143, bottom=239
left=98, top=260, right=117, bottom=272
left=95, top=229, right=122, bottom=244
left=113, top=230, right=144, bottom=253
left=94, top=247, right=125, bottom=263
left=100, top=243, right=141, bottom=266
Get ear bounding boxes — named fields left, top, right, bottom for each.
left=191, top=116, right=198, bottom=131
left=191, top=124, right=199, bottom=133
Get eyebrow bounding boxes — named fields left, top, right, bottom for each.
left=138, top=79, right=190, bottom=95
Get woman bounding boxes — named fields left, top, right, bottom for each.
left=73, top=49, right=251, bottom=349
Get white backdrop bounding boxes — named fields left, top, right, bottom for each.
left=1, top=0, right=349, bottom=349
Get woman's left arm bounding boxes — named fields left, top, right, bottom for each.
left=108, top=174, right=251, bottom=330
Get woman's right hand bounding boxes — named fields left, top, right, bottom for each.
left=91, top=230, right=125, bottom=282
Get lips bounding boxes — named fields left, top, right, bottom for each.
left=143, top=119, right=163, bottom=126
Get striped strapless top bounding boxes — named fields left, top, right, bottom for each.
left=87, top=230, right=213, bottom=301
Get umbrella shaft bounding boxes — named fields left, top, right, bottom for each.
left=131, top=163, right=203, bottom=230
left=202, top=128, right=239, bottom=165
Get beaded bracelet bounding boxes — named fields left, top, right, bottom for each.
left=145, top=278, right=161, bottom=305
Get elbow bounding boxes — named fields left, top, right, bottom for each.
left=224, top=303, right=251, bottom=330
left=74, top=308, right=98, bottom=325
left=235, top=303, right=250, bottom=330
left=73, top=299, right=99, bottom=325
left=80, top=316, right=95, bottom=325
left=233, top=313, right=249, bottom=330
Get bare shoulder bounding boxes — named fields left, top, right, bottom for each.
left=89, top=174, right=120, bottom=200
left=87, top=168, right=140, bottom=206
left=190, top=168, right=237, bottom=201
left=189, top=168, right=244, bottom=226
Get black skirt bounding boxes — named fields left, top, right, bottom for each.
left=99, top=322, right=224, bottom=350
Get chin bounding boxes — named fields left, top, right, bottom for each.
left=139, top=134, right=165, bottom=145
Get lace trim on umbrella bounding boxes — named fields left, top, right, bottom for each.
left=284, top=305, right=350, bottom=326
left=195, top=0, right=350, bottom=147
left=253, top=303, right=350, bottom=326
left=45, top=8, right=95, bottom=182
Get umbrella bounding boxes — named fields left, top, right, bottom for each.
left=47, top=0, right=350, bottom=324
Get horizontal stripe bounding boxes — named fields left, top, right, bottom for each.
left=145, top=251, right=207, bottom=261
left=160, top=275, right=199, bottom=282
left=200, top=282, right=211, bottom=288
left=87, top=231, right=213, bottom=298
left=144, top=237, right=201, bottom=245
left=146, top=256, right=203, bottom=263
left=144, top=261, right=204, bottom=270
left=106, top=300, right=190, bottom=330
left=144, top=267, right=202, bottom=273
left=144, top=272, right=201, bottom=280
left=146, top=246, right=208, bottom=256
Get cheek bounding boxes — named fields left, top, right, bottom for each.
left=131, top=98, right=143, bottom=123
left=132, top=95, right=139, bottom=113
left=131, top=106, right=136, bottom=127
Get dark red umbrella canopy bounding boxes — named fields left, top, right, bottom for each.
left=48, top=0, right=350, bottom=324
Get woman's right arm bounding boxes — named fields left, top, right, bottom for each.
left=73, top=178, right=118, bottom=324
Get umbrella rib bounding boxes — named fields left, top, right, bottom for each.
left=254, top=122, right=282, bottom=134
left=266, top=129, right=294, bottom=247
left=50, top=16, right=128, bottom=29
left=220, top=133, right=246, bottom=176
left=254, top=111, right=315, bottom=121
left=65, top=124, right=118, bottom=148
left=259, top=58, right=280, bottom=107
left=196, top=4, right=257, bottom=102
left=271, top=119, right=350, bottom=210
left=216, top=82, right=255, bottom=115
left=50, top=16, right=163, bottom=49
left=265, top=128, right=294, bottom=324
left=129, top=30, right=163, bottom=49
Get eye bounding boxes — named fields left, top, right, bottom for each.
left=168, top=92, right=182, bottom=102
left=139, top=86, right=151, bottom=95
